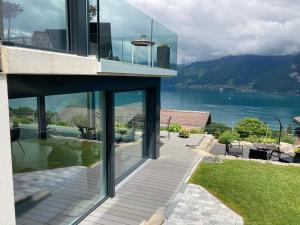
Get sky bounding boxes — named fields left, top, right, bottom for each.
left=127, top=0, right=300, bottom=64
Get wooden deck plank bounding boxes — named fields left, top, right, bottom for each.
left=80, top=132, right=201, bottom=225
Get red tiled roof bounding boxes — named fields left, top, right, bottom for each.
left=160, top=109, right=211, bottom=129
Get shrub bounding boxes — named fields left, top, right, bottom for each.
left=81, top=141, right=98, bottom=167
left=260, top=137, right=277, bottom=144
left=204, top=122, right=231, bottom=138
left=235, top=118, right=267, bottom=138
left=294, top=147, right=300, bottom=154
left=218, top=131, right=240, bottom=144
left=14, top=116, right=32, bottom=125
left=160, top=127, right=168, bottom=131
left=56, top=120, right=69, bottom=126
left=169, top=123, right=182, bottom=133
left=179, top=129, right=190, bottom=138
left=190, top=128, right=203, bottom=134
left=47, top=144, right=79, bottom=169
left=245, top=135, right=260, bottom=143
left=281, top=134, right=295, bottom=144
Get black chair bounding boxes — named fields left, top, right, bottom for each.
left=225, top=142, right=243, bottom=157
left=11, top=127, right=25, bottom=154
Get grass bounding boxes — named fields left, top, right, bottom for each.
left=189, top=160, right=300, bottom=225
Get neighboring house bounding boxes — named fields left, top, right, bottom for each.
left=0, top=0, right=177, bottom=224
left=161, top=109, right=212, bottom=129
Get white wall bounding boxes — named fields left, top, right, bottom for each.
left=0, top=73, right=16, bottom=225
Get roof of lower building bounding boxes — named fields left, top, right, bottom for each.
left=160, top=109, right=212, bottom=129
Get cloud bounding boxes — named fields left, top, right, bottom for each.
left=127, top=0, right=300, bottom=64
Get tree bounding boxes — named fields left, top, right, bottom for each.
left=3, top=1, right=24, bottom=41
left=89, top=4, right=97, bottom=22
left=235, top=118, right=267, bottom=138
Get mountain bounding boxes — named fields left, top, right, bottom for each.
left=163, top=54, right=300, bottom=94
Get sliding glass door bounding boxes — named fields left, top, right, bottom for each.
left=9, top=92, right=106, bottom=225
left=114, top=90, right=146, bottom=181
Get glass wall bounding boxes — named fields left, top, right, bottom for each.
left=114, top=90, right=146, bottom=181
left=9, top=92, right=106, bottom=225
left=99, top=0, right=178, bottom=69
left=99, top=0, right=152, bottom=65
left=2, top=0, right=68, bottom=50
left=152, top=20, right=178, bottom=70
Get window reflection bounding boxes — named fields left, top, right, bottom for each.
left=2, top=0, right=68, bottom=50
left=114, top=91, right=146, bottom=181
left=9, top=92, right=105, bottom=225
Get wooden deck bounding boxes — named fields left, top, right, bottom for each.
left=79, top=132, right=201, bottom=225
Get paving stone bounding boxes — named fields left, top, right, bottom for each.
left=164, top=184, right=244, bottom=225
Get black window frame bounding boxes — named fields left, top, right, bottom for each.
left=7, top=75, right=161, bottom=224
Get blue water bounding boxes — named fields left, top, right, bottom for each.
left=161, top=88, right=300, bottom=129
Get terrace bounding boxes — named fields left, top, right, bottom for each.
left=1, top=0, right=178, bottom=77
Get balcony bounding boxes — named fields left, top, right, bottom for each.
left=0, top=0, right=178, bottom=76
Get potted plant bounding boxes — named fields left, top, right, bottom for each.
left=179, top=129, right=190, bottom=138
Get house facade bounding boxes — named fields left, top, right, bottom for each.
left=0, top=0, right=177, bottom=224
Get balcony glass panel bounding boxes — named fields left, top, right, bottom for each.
left=99, top=0, right=151, bottom=65
left=99, top=0, right=177, bottom=69
left=2, top=0, right=68, bottom=51
left=152, top=20, right=178, bottom=70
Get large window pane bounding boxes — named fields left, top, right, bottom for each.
left=114, top=90, right=146, bottom=181
left=9, top=92, right=106, bottom=225
left=2, top=0, right=68, bottom=50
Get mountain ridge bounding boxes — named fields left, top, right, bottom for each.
left=163, top=54, right=300, bottom=94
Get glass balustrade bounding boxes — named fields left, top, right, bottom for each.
left=1, top=0, right=177, bottom=69
left=98, top=0, right=178, bottom=69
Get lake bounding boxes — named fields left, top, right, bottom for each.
left=161, top=88, right=300, bottom=129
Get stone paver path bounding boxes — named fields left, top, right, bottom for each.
left=165, top=184, right=243, bottom=225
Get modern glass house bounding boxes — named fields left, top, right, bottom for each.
left=0, top=0, right=177, bottom=224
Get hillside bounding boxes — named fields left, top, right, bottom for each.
left=163, top=54, right=300, bottom=94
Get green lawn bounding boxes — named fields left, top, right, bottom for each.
left=189, top=160, right=300, bottom=225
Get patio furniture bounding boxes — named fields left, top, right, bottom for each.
left=76, top=125, right=96, bottom=140
left=225, top=142, right=243, bottom=157
left=249, top=149, right=269, bottom=160
left=11, top=127, right=25, bottom=154
left=131, top=34, right=155, bottom=66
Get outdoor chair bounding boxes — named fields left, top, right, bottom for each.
left=225, top=142, right=243, bottom=157
left=10, top=127, right=25, bottom=154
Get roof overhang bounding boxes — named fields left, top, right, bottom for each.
left=294, top=116, right=300, bottom=125
left=0, top=45, right=177, bottom=77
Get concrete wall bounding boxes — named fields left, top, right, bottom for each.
left=1, top=45, right=177, bottom=77
left=0, top=73, right=16, bottom=225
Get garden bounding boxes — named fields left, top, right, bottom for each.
left=204, top=117, right=296, bottom=145
left=189, top=159, right=300, bottom=225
